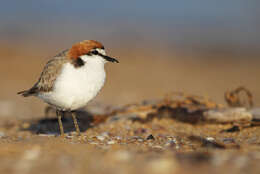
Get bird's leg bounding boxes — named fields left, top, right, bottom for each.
left=71, top=111, right=81, bottom=136
left=56, top=110, right=65, bottom=136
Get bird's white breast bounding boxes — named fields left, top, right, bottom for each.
left=39, top=59, right=106, bottom=111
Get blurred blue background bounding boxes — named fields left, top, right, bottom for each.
left=1, top=0, right=259, bottom=56
left=1, top=0, right=260, bottom=116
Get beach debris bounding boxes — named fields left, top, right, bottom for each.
left=225, top=86, right=253, bottom=108
left=203, top=108, right=252, bottom=123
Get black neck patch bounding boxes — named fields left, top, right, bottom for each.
left=73, top=57, right=85, bottom=68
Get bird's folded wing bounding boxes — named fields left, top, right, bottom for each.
left=20, top=50, right=69, bottom=96
left=35, top=57, right=68, bottom=93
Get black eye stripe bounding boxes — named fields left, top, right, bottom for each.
left=91, top=50, right=98, bottom=55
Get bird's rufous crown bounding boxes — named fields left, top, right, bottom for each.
left=68, top=40, right=104, bottom=59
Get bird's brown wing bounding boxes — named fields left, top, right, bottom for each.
left=18, top=50, right=69, bottom=97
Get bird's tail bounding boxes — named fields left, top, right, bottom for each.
left=17, top=88, right=37, bottom=97
left=17, top=90, right=32, bottom=97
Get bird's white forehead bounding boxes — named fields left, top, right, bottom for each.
left=96, top=48, right=106, bottom=55
left=80, top=48, right=107, bottom=63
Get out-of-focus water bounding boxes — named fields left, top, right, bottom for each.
left=1, top=0, right=259, bottom=57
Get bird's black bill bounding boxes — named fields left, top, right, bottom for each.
left=100, top=54, right=119, bottom=63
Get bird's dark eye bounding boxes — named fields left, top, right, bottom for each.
left=91, top=50, right=98, bottom=55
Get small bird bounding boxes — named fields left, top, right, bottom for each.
left=18, top=40, right=119, bottom=136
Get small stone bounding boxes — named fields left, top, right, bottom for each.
left=222, top=138, right=236, bottom=144
left=152, top=145, right=163, bottom=149
left=65, top=135, right=73, bottom=139
left=206, top=137, right=215, bottom=142
left=89, top=142, right=99, bottom=145
left=129, top=136, right=143, bottom=142
left=203, top=108, right=252, bottom=123
left=107, top=140, right=116, bottom=145
left=38, top=134, right=55, bottom=137
left=96, top=136, right=106, bottom=141
left=101, top=132, right=110, bottom=137
left=221, top=125, right=240, bottom=133
left=165, top=140, right=178, bottom=148
left=137, top=138, right=144, bottom=142
left=115, top=136, right=122, bottom=140
left=148, top=142, right=153, bottom=146
left=146, top=134, right=155, bottom=140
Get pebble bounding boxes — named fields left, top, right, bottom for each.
left=89, top=142, right=99, bottom=145
left=129, top=136, right=143, bottom=142
left=96, top=136, right=106, bottom=141
left=203, top=108, right=252, bottom=123
left=38, top=134, right=55, bottom=137
left=138, top=138, right=144, bottom=142
left=206, top=137, right=215, bottom=142
left=101, top=132, right=110, bottom=137
left=152, top=145, right=163, bottom=149
left=115, top=136, right=122, bottom=140
left=165, top=140, right=178, bottom=149
left=222, top=138, right=236, bottom=144
left=146, top=134, right=155, bottom=140
left=221, top=125, right=240, bottom=133
left=107, top=140, right=116, bottom=145
left=65, top=135, right=74, bottom=139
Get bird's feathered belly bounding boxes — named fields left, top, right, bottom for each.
left=38, top=62, right=106, bottom=111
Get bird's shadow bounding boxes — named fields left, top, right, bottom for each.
left=22, top=108, right=96, bottom=135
